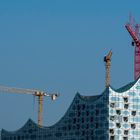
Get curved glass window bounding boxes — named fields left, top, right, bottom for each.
left=110, top=96, right=121, bottom=102
left=128, top=92, right=136, bottom=96
left=109, top=122, right=114, bottom=128
left=123, top=123, right=130, bottom=129
left=116, top=116, right=122, bottom=122
left=130, top=117, right=140, bottom=122
left=136, top=86, right=140, bottom=89
left=132, top=98, right=140, bottom=102
left=109, top=109, right=116, bottom=115
left=132, top=105, right=140, bottom=110
left=131, top=130, right=140, bottom=135
left=116, top=129, right=122, bottom=135
left=115, top=103, right=123, bottom=109
left=123, top=110, right=130, bottom=116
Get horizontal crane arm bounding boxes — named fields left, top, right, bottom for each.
left=0, top=85, right=42, bottom=95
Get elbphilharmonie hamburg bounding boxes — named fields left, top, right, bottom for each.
left=1, top=78, right=140, bottom=140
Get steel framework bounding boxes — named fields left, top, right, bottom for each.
left=125, top=17, right=140, bottom=80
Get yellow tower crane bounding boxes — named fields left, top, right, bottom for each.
left=104, top=50, right=112, bottom=87
left=0, top=85, right=59, bottom=126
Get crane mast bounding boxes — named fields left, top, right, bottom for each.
left=125, top=17, right=140, bottom=80
left=104, top=50, right=112, bottom=87
left=0, top=85, right=59, bottom=126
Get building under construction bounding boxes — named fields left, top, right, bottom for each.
left=1, top=18, right=140, bottom=140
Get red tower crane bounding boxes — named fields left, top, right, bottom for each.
left=125, top=17, right=140, bottom=80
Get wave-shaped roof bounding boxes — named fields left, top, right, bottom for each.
left=110, top=78, right=139, bottom=93
left=2, top=78, right=140, bottom=133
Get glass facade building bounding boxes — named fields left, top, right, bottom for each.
left=1, top=78, right=140, bottom=140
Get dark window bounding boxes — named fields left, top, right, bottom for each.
left=110, top=103, right=115, bottom=108
left=131, top=111, right=136, bottom=116
left=124, top=104, right=129, bottom=109
left=116, top=123, right=121, bottom=128
left=123, top=137, right=128, bottom=140
left=116, top=110, right=121, bottom=115
left=110, top=116, right=115, bottom=121
left=123, top=117, right=128, bottom=122
left=110, top=136, right=115, bottom=140
left=110, top=129, right=114, bottom=134
left=123, top=97, right=128, bottom=103
left=124, top=130, right=129, bottom=135
left=131, top=124, right=136, bottom=129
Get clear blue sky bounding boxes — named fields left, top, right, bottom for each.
left=0, top=0, right=139, bottom=130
